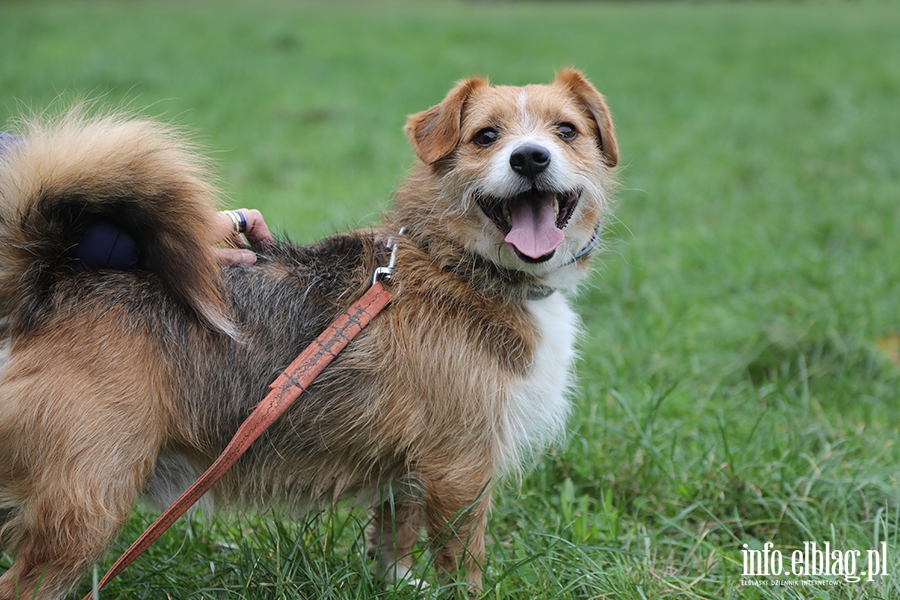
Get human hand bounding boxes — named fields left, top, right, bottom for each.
left=214, top=209, right=274, bottom=265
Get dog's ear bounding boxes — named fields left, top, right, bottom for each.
left=405, top=77, right=489, bottom=165
left=554, top=69, right=618, bottom=167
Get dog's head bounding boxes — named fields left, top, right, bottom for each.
left=404, top=69, right=617, bottom=283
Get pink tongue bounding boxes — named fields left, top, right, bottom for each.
left=504, top=194, right=564, bottom=259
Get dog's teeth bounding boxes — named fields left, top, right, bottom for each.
left=503, top=202, right=512, bottom=225
left=554, top=197, right=560, bottom=220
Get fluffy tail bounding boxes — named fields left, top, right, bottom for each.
left=0, top=107, right=236, bottom=338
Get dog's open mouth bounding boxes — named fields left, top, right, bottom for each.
left=476, top=188, right=580, bottom=262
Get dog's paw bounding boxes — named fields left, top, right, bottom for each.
left=374, top=552, right=430, bottom=591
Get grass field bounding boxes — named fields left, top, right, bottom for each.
left=2, top=1, right=900, bottom=598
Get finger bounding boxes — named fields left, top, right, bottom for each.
left=234, top=208, right=273, bottom=248
left=214, top=247, right=257, bottom=266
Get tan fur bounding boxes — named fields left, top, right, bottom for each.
left=0, top=313, right=170, bottom=599
left=0, top=70, right=617, bottom=598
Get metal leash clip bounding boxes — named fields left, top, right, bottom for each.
left=372, top=227, right=407, bottom=285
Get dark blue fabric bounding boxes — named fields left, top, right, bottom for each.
left=0, top=132, right=21, bottom=152
left=74, top=221, right=141, bottom=270
left=1, top=133, right=140, bottom=270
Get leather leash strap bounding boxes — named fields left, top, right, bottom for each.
left=83, top=281, right=393, bottom=600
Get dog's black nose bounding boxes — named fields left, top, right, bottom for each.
left=510, top=144, right=551, bottom=178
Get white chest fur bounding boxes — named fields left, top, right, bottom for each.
left=499, top=292, right=580, bottom=475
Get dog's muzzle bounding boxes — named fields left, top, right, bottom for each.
left=476, top=185, right=581, bottom=263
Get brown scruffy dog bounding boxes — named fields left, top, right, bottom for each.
left=0, top=69, right=617, bottom=599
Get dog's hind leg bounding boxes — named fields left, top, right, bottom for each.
left=0, top=478, right=147, bottom=600
left=0, top=327, right=169, bottom=600
left=0, top=405, right=162, bottom=600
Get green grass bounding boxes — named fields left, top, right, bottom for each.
left=2, top=0, right=900, bottom=598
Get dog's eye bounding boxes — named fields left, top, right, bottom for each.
left=557, top=123, right=578, bottom=142
left=473, top=128, right=499, bottom=147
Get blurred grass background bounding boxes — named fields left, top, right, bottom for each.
left=2, top=1, right=899, bottom=598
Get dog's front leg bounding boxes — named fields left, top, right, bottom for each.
left=368, top=493, right=424, bottom=585
left=422, top=465, right=492, bottom=595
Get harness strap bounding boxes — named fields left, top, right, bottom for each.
left=82, top=280, right=393, bottom=600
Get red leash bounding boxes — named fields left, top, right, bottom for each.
left=82, top=279, right=393, bottom=600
